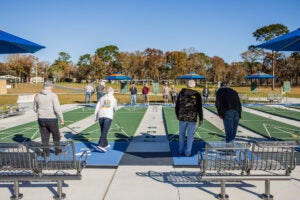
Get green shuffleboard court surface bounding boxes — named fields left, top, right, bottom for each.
left=163, top=107, right=225, bottom=142
left=0, top=106, right=94, bottom=143
left=205, top=105, right=300, bottom=141
left=71, top=106, right=147, bottom=142
left=286, top=105, right=300, bottom=110
left=246, top=105, right=300, bottom=121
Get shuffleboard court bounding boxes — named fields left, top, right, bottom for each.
left=246, top=105, right=300, bottom=121
left=163, top=107, right=225, bottom=142
left=205, top=105, right=300, bottom=141
left=286, top=105, right=300, bottom=110
left=71, top=106, right=147, bottom=142
left=0, top=106, right=94, bottom=142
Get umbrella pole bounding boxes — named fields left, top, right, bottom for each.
left=272, top=51, right=275, bottom=91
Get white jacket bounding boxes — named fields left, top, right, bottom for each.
left=94, top=93, right=117, bottom=120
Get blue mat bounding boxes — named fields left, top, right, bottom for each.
left=74, top=142, right=129, bottom=167
left=169, top=142, right=206, bottom=166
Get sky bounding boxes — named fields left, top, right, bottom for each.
left=0, top=0, right=299, bottom=64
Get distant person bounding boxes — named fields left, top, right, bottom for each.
left=96, top=82, right=105, bottom=101
left=169, top=84, right=177, bottom=104
left=215, top=82, right=242, bottom=143
left=162, top=83, right=170, bottom=105
left=129, top=83, right=137, bottom=105
left=175, top=80, right=203, bottom=157
left=85, top=84, right=94, bottom=104
left=33, top=81, right=64, bottom=156
left=202, top=83, right=210, bottom=103
left=94, top=87, right=118, bottom=152
left=142, top=83, right=150, bottom=106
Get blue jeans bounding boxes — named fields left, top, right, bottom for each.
left=223, top=109, right=240, bottom=143
left=98, top=117, right=112, bottom=147
left=130, top=94, right=136, bottom=105
left=97, top=92, right=103, bottom=102
left=85, top=92, right=92, bottom=104
left=178, top=120, right=196, bottom=156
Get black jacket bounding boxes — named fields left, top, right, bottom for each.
left=215, top=87, right=242, bottom=118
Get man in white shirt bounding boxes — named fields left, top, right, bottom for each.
left=85, top=84, right=94, bottom=104
left=94, top=87, right=118, bottom=152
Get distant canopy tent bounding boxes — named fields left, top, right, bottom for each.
left=0, top=30, right=45, bottom=54
left=104, top=72, right=132, bottom=81
left=245, top=72, right=275, bottom=79
left=245, top=71, right=275, bottom=92
left=177, top=72, right=205, bottom=80
left=105, top=72, right=132, bottom=94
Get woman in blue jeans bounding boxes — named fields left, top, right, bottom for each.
left=94, top=87, right=118, bottom=152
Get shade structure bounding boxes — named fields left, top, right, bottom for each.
left=256, top=28, right=300, bottom=52
left=177, top=72, right=205, bottom=79
left=105, top=72, right=132, bottom=81
left=245, top=71, right=275, bottom=79
left=0, top=30, right=45, bottom=54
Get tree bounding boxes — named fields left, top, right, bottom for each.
left=253, top=24, right=289, bottom=90
left=206, top=56, right=226, bottom=83
left=144, top=48, right=165, bottom=81
left=165, top=51, right=188, bottom=80
left=95, top=45, right=119, bottom=74
left=48, top=52, right=73, bottom=82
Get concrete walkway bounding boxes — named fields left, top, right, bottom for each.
left=1, top=104, right=300, bottom=200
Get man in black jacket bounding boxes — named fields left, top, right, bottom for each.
left=175, top=80, right=203, bottom=156
left=215, top=82, right=241, bottom=143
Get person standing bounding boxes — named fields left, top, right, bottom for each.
left=96, top=82, right=105, bottom=102
left=142, top=83, right=150, bottom=106
left=34, top=81, right=64, bottom=156
left=94, top=87, right=118, bottom=152
left=175, top=80, right=203, bottom=157
left=169, top=84, right=177, bottom=104
left=202, top=83, right=210, bottom=103
left=129, top=83, right=137, bottom=105
left=162, top=83, right=170, bottom=105
left=215, top=82, right=242, bottom=143
left=85, top=84, right=94, bottom=104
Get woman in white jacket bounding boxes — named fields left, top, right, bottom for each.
left=94, top=87, right=118, bottom=152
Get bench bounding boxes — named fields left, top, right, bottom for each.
left=198, top=141, right=298, bottom=200
left=0, top=104, right=26, bottom=119
left=267, top=93, right=283, bottom=103
left=0, top=141, right=88, bottom=200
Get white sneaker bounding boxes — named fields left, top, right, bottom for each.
left=97, top=146, right=107, bottom=152
left=105, top=144, right=111, bottom=149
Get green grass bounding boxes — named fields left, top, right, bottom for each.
left=163, top=107, right=225, bottom=142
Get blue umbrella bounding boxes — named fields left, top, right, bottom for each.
left=256, top=28, right=300, bottom=51
left=0, top=30, right=45, bottom=54
left=245, top=71, right=275, bottom=79
left=105, top=72, right=132, bottom=80
left=178, top=72, right=205, bottom=79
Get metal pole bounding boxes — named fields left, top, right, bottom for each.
left=272, top=51, right=275, bottom=91
left=35, top=61, right=38, bottom=84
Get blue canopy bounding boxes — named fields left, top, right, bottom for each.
left=245, top=72, right=275, bottom=79
left=256, top=28, right=300, bottom=52
left=0, top=30, right=45, bottom=54
left=178, top=72, right=205, bottom=79
left=105, top=72, right=132, bottom=80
